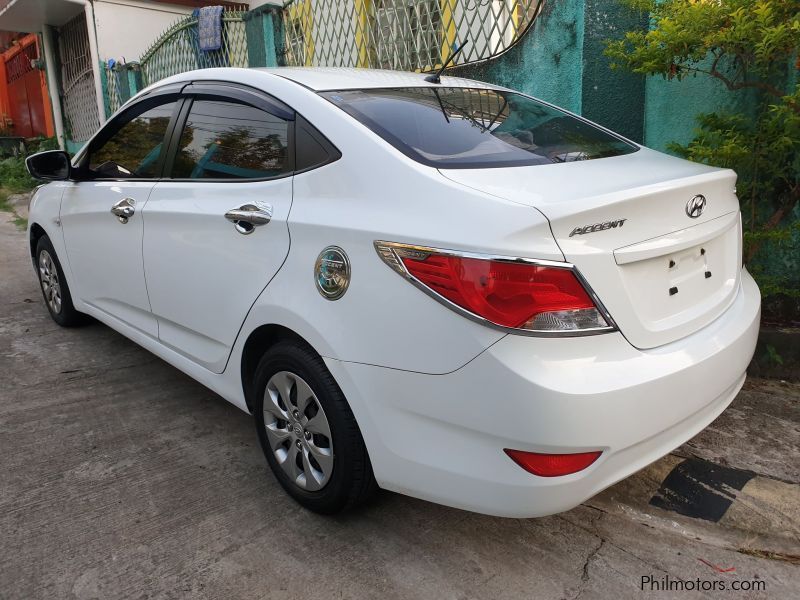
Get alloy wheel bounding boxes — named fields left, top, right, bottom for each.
left=263, top=370, right=334, bottom=491
left=38, top=250, right=62, bottom=315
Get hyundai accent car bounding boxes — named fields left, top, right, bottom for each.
left=25, top=67, right=760, bottom=517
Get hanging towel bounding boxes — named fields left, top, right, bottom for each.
left=197, top=6, right=224, bottom=52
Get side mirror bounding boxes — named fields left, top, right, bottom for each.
left=26, top=150, right=72, bottom=181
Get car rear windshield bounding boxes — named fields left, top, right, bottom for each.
left=321, top=87, right=638, bottom=168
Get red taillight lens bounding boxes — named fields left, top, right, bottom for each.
left=504, top=449, right=602, bottom=477
left=400, top=254, right=594, bottom=328
left=383, top=246, right=610, bottom=332
left=374, top=242, right=613, bottom=333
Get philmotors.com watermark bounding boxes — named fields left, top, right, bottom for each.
left=641, top=575, right=766, bottom=593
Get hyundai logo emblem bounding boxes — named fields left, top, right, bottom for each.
left=686, top=195, right=706, bottom=219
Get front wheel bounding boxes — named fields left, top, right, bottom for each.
left=35, top=235, right=86, bottom=327
left=253, top=340, right=377, bottom=514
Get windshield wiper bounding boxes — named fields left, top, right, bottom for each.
left=431, top=89, right=450, bottom=124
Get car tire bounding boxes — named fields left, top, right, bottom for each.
left=35, top=234, right=86, bottom=327
left=253, top=339, right=378, bottom=514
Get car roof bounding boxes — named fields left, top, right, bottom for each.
left=256, top=67, right=500, bottom=92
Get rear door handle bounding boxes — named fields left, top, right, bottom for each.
left=111, top=197, right=135, bottom=224
left=224, top=203, right=272, bottom=235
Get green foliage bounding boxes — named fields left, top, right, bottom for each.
left=764, top=344, right=784, bottom=366
left=0, top=155, right=36, bottom=193
left=606, top=0, right=800, bottom=304
left=606, top=0, right=799, bottom=90
left=0, top=189, right=27, bottom=230
left=0, top=137, right=55, bottom=230
left=0, top=137, right=59, bottom=193
left=32, top=137, right=60, bottom=152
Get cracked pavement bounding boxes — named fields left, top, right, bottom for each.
left=1, top=211, right=798, bottom=599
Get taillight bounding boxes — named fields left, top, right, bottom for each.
left=375, top=242, right=614, bottom=334
left=504, top=449, right=602, bottom=477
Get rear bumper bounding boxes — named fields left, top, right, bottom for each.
left=326, top=269, right=761, bottom=517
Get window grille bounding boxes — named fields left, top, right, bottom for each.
left=105, top=67, right=120, bottom=116
left=57, top=13, right=100, bottom=142
left=283, top=0, right=544, bottom=72
left=4, top=43, right=37, bottom=84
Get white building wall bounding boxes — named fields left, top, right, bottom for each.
left=91, top=0, right=193, bottom=63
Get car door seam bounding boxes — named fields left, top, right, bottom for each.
left=219, top=175, right=295, bottom=374
left=139, top=184, right=160, bottom=338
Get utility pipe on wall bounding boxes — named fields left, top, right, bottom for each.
left=83, top=0, right=107, bottom=124
left=40, top=26, right=66, bottom=149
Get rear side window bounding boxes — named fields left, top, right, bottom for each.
left=295, top=115, right=340, bottom=172
left=170, top=98, right=290, bottom=179
left=321, top=87, right=637, bottom=168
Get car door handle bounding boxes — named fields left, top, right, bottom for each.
left=111, top=197, right=135, bottom=224
left=224, top=203, right=272, bottom=235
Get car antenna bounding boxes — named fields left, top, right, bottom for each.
left=425, top=40, right=468, bottom=84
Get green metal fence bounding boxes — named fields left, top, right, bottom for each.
left=104, top=63, right=130, bottom=116
left=103, top=7, right=250, bottom=114
left=140, top=9, right=249, bottom=86
left=282, top=0, right=544, bottom=72
left=103, top=2, right=544, bottom=113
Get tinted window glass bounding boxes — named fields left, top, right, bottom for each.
left=295, top=116, right=339, bottom=171
left=89, top=100, right=176, bottom=178
left=321, top=88, right=637, bottom=168
left=171, top=99, right=289, bottom=179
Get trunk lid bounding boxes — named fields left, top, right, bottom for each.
left=440, top=149, right=742, bottom=349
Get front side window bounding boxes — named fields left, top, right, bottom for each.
left=89, top=100, right=177, bottom=178
left=321, top=87, right=638, bottom=168
left=170, top=98, right=290, bottom=179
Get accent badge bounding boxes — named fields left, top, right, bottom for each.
left=315, top=246, right=351, bottom=300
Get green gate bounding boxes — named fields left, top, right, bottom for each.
left=140, top=9, right=249, bottom=87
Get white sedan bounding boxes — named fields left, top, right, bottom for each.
left=25, top=67, right=760, bottom=517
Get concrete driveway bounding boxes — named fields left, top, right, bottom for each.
left=1, top=211, right=798, bottom=599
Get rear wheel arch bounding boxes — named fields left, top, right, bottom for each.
left=251, top=337, right=378, bottom=512
left=241, top=324, right=317, bottom=412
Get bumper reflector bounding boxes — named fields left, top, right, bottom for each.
left=504, top=449, right=602, bottom=477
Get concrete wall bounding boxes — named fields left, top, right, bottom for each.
left=452, top=0, right=585, bottom=114
left=581, top=0, right=647, bottom=143
left=644, top=60, right=758, bottom=150
left=92, top=0, right=192, bottom=63
left=451, top=0, right=647, bottom=143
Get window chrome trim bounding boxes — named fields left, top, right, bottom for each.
left=374, top=241, right=618, bottom=337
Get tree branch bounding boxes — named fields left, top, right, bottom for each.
left=709, top=68, right=786, bottom=99
left=745, top=190, right=800, bottom=262
left=677, top=63, right=796, bottom=112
